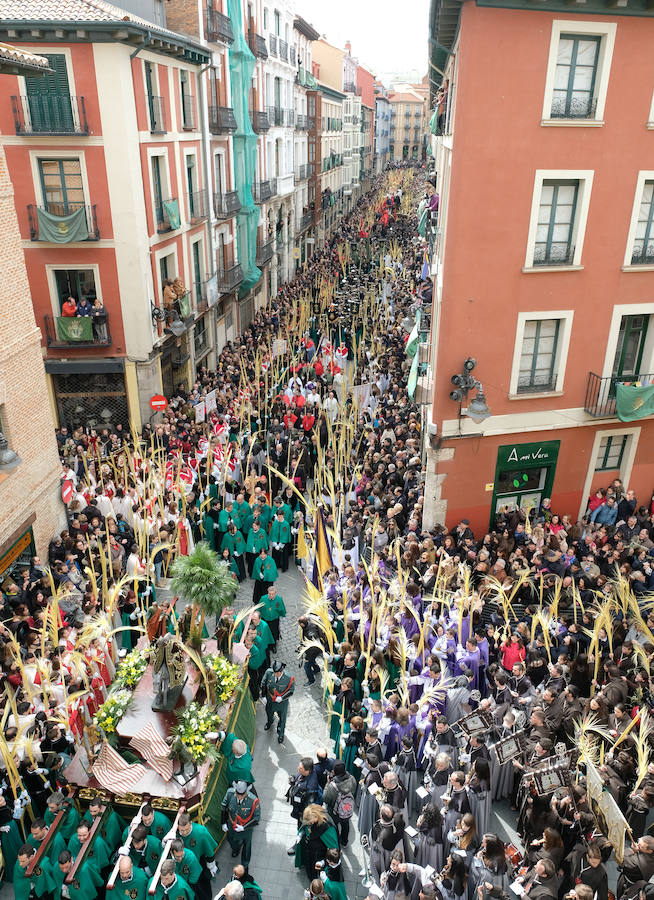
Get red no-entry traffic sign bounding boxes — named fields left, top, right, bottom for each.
left=150, top=394, right=168, bottom=411
left=61, top=479, right=74, bottom=504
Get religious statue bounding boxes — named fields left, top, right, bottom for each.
left=151, top=634, right=186, bottom=712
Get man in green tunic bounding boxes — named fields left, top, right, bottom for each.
left=269, top=510, right=292, bottom=573
left=69, top=821, right=111, bottom=874
left=13, top=843, right=57, bottom=900
left=233, top=493, right=251, bottom=533
left=217, top=501, right=236, bottom=544
left=233, top=863, right=262, bottom=900
left=259, top=584, right=287, bottom=649
left=218, top=731, right=254, bottom=784
left=150, top=859, right=193, bottom=900
left=128, top=825, right=162, bottom=877
left=222, top=524, right=246, bottom=582
left=170, top=838, right=202, bottom=891
left=234, top=611, right=274, bottom=662
left=252, top=548, right=278, bottom=603
left=28, top=819, right=67, bottom=868
left=220, top=782, right=260, bottom=865
left=115, top=856, right=148, bottom=900
left=175, top=813, right=217, bottom=900
left=122, top=805, right=170, bottom=843
left=244, top=630, right=267, bottom=701
left=245, top=521, right=268, bottom=576
left=53, top=849, right=103, bottom=900
left=45, top=792, right=80, bottom=842
left=84, top=796, right=124, bottom=852
left=261, top=660, right=295, bottom=743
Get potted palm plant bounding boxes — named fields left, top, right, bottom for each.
left=169, top=542, right=238, bottom=650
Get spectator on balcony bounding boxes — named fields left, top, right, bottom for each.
left=77, top=296, right=93, bottom=317
left=61, top=296, right=78, bottom=317
left=91, top=299, right=108, bottom=343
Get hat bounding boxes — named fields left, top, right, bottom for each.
left=234, top=780, right=248, bottom=794
left=272, top=660, right=285, bottom=673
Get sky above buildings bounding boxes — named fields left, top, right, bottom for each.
left=293, top=0, right=430, bottom=85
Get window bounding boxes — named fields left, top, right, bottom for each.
left=524, top=170, right=593, bottom=270
left=517, top=319, right=560, bottom=393
left=53, top=269, right=97, bottom=311
left=152, top=154, right=164, bottom=213
left=541, top=21, right=616, bottom=125
left=631, top=181, right=654, bottom=265
left=24, top=54, right=74, bottom=132
left=38, top=158, right=84, bottom=214
left=509, top=310, right=574, bottom=396
left=274, top=10, right=280, bottom=35
left=534, top=180, right=578, bottom=266
left=551, top=35, right=600, bottom=118
left=595, top=434, right=628, bottom=471
left=194, top=314, right=208, bottom=355
left=180, top=70, right=193, bottom=130
left=263, top=8, right=268, bottom=29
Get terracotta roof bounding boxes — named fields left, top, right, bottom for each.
left=388, top=92, right=424, bottom=103
left=0, top=41, right=51, bottom=73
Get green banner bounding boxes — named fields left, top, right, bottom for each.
left=407, top=353, right=419, bottom=400
left=429, top=109, right=439, bottom=135
left=406, top=320, right=419, bottom=358
left=177, top=292, right=191, bottom=318
left=163, top=198, right=181, bottom=229
left=56, top=316, right=93, bottom=342
left=37, top=205, right=88, bottom=243
left=418, top=207, right=427, bottom=237
left=616, top=382, right=654, bottom=422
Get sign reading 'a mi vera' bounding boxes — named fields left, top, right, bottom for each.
left=496, top=440, right=561, bottom=470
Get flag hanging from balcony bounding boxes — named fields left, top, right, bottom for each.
left=418, top=207, right=428, bottom=237
left=163, top=198, right=181, bottom=229
left=407, top=353, right=419, bottom=400
left=56, top=316, right=93, bottom=342
left=616, top=382, right=654, bottom=422
left=406, top=318, right=419, bottom=358
left=37, top=205, right=88, bottom=243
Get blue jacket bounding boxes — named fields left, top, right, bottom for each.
left=590, top=502, right=618, bottom=525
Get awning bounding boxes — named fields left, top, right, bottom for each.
left=45, top=359, right=125, bottom=375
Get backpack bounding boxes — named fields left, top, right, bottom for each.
left=334, top=788, right=355, bottom=819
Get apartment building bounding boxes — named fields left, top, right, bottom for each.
left=374, top=80, right=391, bottom=172
left=388, top=87, right=427, bottom=161
left=357, top=65, right=376, bottom=185
left=424, top=0, right=654, bottom=532
left=293, top=16, right=320, bottom=265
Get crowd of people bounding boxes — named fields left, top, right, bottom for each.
left=2, top=160, right=654, bottom=900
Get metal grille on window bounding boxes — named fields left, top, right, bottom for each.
left=53, top=372, right=128, bottom=430
left=632, top=181, right=654, bottom=265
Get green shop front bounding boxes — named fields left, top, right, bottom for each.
left=490, top=440, right=560, bottom=527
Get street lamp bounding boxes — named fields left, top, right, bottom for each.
left=0, top=431, right=21, bottom=472
left=449, top=357, right=491, bottom=424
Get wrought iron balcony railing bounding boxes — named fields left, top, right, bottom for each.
left=278, top=38, right=288, bottom=62
left=148, top=95, right=166, bottom=133
left=12, top=94, right=88, bottom=135
left=295, top=113, right=308, bottom=129
left=256, top=239, right=274, bottom=265
left=251, top=109, right=270, bottom=132
left=208, top=105, right=237, bottom=134
left=213, top=190, right=241, bottom=219
left=266, top=105, right=284, bottom=126
left=248, top=31, right=268, bottom=58
left=28, top=203, right=99, bottom=241
left=189, top=188, right=209, bottom=222
left=550, top=96, right=598, bottom=120
left=285, top=108, right=294, bottom=126
left=268, top=34, right=278, bottom=56
left=217, top=263, right=243, bottom=292
left=206, top=7, right=234, bottom=43
left=253, top=180, right=273, bottom=203
left=44, top=312, right=111, bottom=348
left=532, top=245, right=575, bottom=267
left=298, top=212, right=313, bottom=232
left=631, top=245, right=654, bottom=265
left=585, top=371, right=654, bottom=417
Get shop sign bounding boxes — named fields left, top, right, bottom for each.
left=0, top=529, right=33, bottom=577
left=496, top=440, right=560, bottom=470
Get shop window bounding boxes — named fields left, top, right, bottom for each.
left=595, top=434, right=628, bottom=471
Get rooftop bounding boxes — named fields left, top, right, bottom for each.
left=0, top=41, right=51, bottom=74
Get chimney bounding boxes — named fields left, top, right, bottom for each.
left=345, top=40, right=351, bottom=55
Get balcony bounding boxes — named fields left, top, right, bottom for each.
left=217, top=263, right=243, bottom=293
left=276, top=173, right=294, bottom=196
left=206, top=7, right=234, bottom=44
left=155, top=196, right=179, bottom=232
left=284, top=109, right=294, bottom=126
left=251, top=109, right=270, bottom=132
left=12, top=94, right=88, bottom=135
left=256, top=238, right=274, bottom=265
left=148, top=95, right=166, bottom=133
left=290, top=47, right=296, bottom=65
left=296, top=66, right=318, bottom=89
left=193, top=279, right=208, bottom=312
left=278, top=38, right=288, bottom=62
left=44, top=312, right=111, bottom=348
left=248, top=31, right=268, bottom=58
left=253, top=180, right=273, bottom=202
left=189, top=188, right=209, bottom=222
left=181, top=94, right=196, bottom=131
left=295, top=113, right=308, bottom=129
left=343, top=81, right=356, bottom=93
left=295, top=163, right=309, bottom=180
left=208, top=105, right=237, bottom=134
left=584, top=371, right=654, bottom=417
left=298, top=212, right=313, bottom=232
left=214, top=190, right=241, bottom=219
left=550, top=96, right=597, bottom=120
left=28, top=203, right=99, bottom=241
left=268, top=34, right=278, bottom=56
left=266, top=105, right=284, bottom=126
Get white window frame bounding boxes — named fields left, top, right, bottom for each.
left=523, top=169, right=594, bottom=271
left=45, top=263, right=102, bottom=318
left=30, top=150, right=91, bottom=209
left=623, top=170, right=654, bottom=270
left=154, top=244, right=179, bottom=300
left=147, top=147, right=170, bottom=236
left=541, top=20, right=616, bottom=126
left=600, top=302, right=654, bottom=379
left=508, top=309, right=574, bottom=397
left=578, top=426, right=640, bottom=520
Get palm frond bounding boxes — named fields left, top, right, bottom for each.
left=169, top=542, right=238, bottom=617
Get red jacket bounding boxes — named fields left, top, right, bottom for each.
left=501, top=641, right=526, bottom=671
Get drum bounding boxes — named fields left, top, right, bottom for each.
left=505, top=843, right=524, bottom=868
